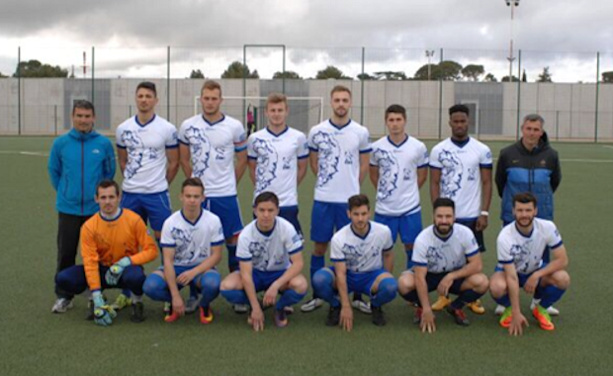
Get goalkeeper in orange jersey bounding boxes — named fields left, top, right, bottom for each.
left=55, top=180, right=158, bottom=326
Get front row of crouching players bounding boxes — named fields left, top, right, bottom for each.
left=142, top=177, right=223, bottom=324
left=220, top=191, right=308, bottom=331
left=313, top=194, right=398, bottom=331
left=398, top=198, right=489, bottom=333
left=55, top=180, right=158, bottom=326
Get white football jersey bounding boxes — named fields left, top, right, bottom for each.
left=497, top=218, right=564, bottom=275
left=330, top=222, right=394, bottom=273
left=247, top=127, right=309, bottom=207
left=236, top=217, right=303, bottom=272
left=178, top=114, right=247, bottom=197
left=370, top=135, right=428, bottom=216
left=308, top=119, right=371, bottom=203
left=429, top=137, right=492, bottom=220
left=116, top=115, right=178, bottom=194
left=160, top=209, right=224, bottom=267
left=412, top=224, right=480, bottom=273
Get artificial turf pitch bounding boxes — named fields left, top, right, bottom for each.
left=1, top=137, right=612, bottom=376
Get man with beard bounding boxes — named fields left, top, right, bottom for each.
left=490, top=192, right=570, bottom=335
left=398, top=198, right=489, bottom=333
left=312, top=194, right=397, bottom=330
left=302, top=85, right=372, bottom=314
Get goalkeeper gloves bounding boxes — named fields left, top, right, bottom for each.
left=105, top=257, right=131, bottom=286
left=92, top=291, right=117, bottom=327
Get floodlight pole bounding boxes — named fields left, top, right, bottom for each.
left=506, top=1, right=519, bottom=82
left=425, top=50, right=435, bottom=80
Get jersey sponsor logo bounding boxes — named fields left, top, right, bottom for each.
left=215, top=147, right=226, bottom=160
left=282, top=156, right=292, bottom=170
left=312, top=131, right=340, bottom=187
left=252, top=139, right=278, bottom=194
left=373, top=148, right=399, bottom=200
left=467, top=167, right=477, bottom=182
left=121, top=130, right=158, bottom=179
left=184, top=126, right=211, bottom=178
left=403, top=167, right=412, bottom=181
left=438, top=150, right=463, bottom=198
left=344, top=151, right=355, bottom=165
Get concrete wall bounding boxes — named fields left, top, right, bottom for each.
left=1, top=78, right=611, bottom=141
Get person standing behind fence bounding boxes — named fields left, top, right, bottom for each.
left=48, top=100, right=116, bottom=314
left=495, top=113, right=561, bottom=316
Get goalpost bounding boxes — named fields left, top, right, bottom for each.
left=193, top=96, right=324, bottom=134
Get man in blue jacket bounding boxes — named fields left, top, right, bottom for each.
left=495, top=113, right=562, bottom=316
left=48, top=100, right=116, bottom=313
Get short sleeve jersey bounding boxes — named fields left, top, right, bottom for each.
left=247, top=127, right=309, bottom=207
left=330, top=222, right=394, bottom=273
left=116, top=115, right=178, bottom=194
left=178, top=114, right=247, bottom=197
left=412, top=224, right=480, bottom=273
left=429, top=137, right=492, bottom=220
left=160, top=209, right=224, bottom=267
left=370, top=135, right=428, bottom=216
left=497, top=218, right=564, bottom=275
left=236, top=217, right=303, bottom=272
left=307, top=119, right=371, bottom=203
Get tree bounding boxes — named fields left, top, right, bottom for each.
left=221, top=61, right=259, bottom=79
left=357, top=73, right=376, bottom=80
left=189, top=69, right=205, bottom=79
left=273, top=71, right=301, bottom=79
left=484, top=73, right=497, bottom=82
left=602, top=71, right=613, bottom=83
left=521, top=69, right=527, bottom=82
left=501, top=75, right=519, bottom=82
left=537, top=67, right=553, bottom=83
left=0, top=71, right=7, bottom=78
left=413, top=60, right=462, bottom=81
left=373, top=71, right=408, bottom=80
left=315, top=65, right=351, bottom=80
left=461, top=64, right=484, bottom=81
left=13, top=59, right=68, bottom=78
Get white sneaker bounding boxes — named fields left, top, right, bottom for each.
left=233, top=304, right=250, bottom=314
left=495, top=304, right=506, bottom=316
left=300, top=298, right=324, bottom=312
left=351, top=299, right=372, bottom=314
left=530, top=299, right=559, bottom=316
left=185, top=296, right=199, bottom=314
left=52, top=298, right=73, bottom=313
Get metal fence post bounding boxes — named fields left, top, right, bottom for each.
left=17, top=46, right=21, bottom=136
left=516, top=49, right=522, bottom=140
left=438, top=48, right=444, bottom=140
left=167, top=46, right=171, bottom=122
left=595, top=51, right=600, bottom=143
left=91, top=46, right=95, bottom=105
left=361, top=47, right=365, bottom=125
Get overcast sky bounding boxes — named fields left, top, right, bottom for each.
left=1, top=0, right=611, bottom=81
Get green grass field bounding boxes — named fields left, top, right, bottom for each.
left=1, top=137, right=612, bottom=376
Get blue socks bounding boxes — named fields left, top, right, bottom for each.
left=405, top=250, right=414, bottom=270
left=142, top=273, right=171, bottom=302
left=312, top=269, right=339, bottom=307
left=310, top=255, right=325, bottom=281
left=198, top=272, right=221, bottom=308
left=451, top=289, right=483, bottom=309
left=220, top=289, right=249, bottom=305
left=276, top=289, right=306, bottom=311
left=371, top=278, right=397, bottom=308
left=540, top=285, right=565, bottom=308
left=227, top=244, right=238, bottom=272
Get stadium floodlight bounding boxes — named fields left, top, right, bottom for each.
left=505, top=0, right=520, bottom=81
left=505, top=0, right=520, bottom=6
left=425, top=50, right=435, bottom=81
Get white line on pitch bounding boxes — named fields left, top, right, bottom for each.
left=602, top=145, right=613, bottom=149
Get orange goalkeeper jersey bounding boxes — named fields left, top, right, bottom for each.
left=80, top=208, right=158, bottom=291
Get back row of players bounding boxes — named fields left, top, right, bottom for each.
left=49, top=81, right=569, bottom=335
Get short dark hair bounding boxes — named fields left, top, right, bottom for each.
left=348, top=194, right=370, bottom=211
left=72, top=100, right=95, bottom=116
left=513, top=192, right=537, bottom=207
left=385, top=104, right=406, bottom=120
left=449, top=104, right=469, bottom=117
left=96, top=179, right=120, bottom=196
left=181, top=177, right=204, bottom=193
left=433, top=197, right=455, bottom=212
left=136, top=81, right=157, bottom=97
left=254, top=191, right=279, bottom=208
left=330, top=85, right=351, bottom=97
